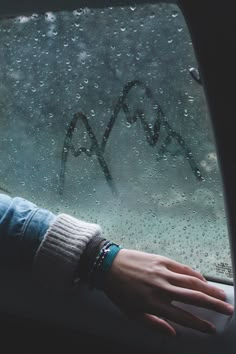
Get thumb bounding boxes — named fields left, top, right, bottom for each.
left=123, top=311, right=176, bottom=336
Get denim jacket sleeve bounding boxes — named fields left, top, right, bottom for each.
left=0, top=193, right=56, bottom=270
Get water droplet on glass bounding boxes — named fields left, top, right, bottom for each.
left=172, top=11, right=179, bottom=18
left=45, top=12, right=56, bottom=22
left=31, top=13, right=39, bottom=19
left=17, top=15, right=31, bottom=23
left=188, top=95, right=194, bottom=103
left=73, top=9, right=83, bottom=16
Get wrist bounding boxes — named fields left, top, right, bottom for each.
left=87, top=241, right=123, bottom=290
left=75, top=235, right=107, bottom=282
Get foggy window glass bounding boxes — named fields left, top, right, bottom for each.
left=0, top=4, right=232, bottom=282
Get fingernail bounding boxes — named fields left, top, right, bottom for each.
left=219, top=290, right=226, bottom=299
left=202, top=321, right=216, bottom=334
left=207, top=324, right=216, bottom=334
left=226, top=304, right=234, bottom=314
left=210, top=326, right=216, bottom=334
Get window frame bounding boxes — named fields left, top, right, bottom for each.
left=178, top=0, right=236, bottom=288
left=0, top=1, right=235, bottom=352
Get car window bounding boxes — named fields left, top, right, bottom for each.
left=0, top=3, right=232, bottom=283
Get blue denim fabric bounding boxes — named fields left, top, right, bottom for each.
left=0, top=193, right=56, bottom=269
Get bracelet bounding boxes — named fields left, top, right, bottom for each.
left=100, top=244, right=122, bottom=272
left=88, top=241, right=122, bottom=289
left=88, top=240, right=112, bottom=281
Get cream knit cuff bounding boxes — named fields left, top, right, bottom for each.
left=33, top=213, right=102, bottom=291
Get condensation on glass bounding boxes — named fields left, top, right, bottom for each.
left=0, top=4, right=232, bottom=282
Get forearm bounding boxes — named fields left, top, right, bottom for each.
left=0, top=193, right=109, bottom=290
left=34, top=213, right=105, bottom=290
left=0, top=193, right=56, bottom=268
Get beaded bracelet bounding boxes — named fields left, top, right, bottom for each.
left=88, top=241, right=122, bottom=289
left=88, top=241, right=112, bottom=277
left=100, top=244, right=122, bottom=272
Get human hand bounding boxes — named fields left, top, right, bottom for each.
left=104, top=249, right=234, bottom=336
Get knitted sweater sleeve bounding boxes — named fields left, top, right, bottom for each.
left=33, top=213, right=103, bottom=291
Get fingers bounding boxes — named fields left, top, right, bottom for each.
left=164, top=257, right=207, bottom=282
left=156, top=303, right=216, bottom=334
left=168, top=273, right=226, bottom=301
left=130, top=308, right=216, bottom=336
left=159, top=257, right=233, bottom=315
left=170, top=286, right=234, bottom=315
left=134, top=313, right=177, bottom=336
